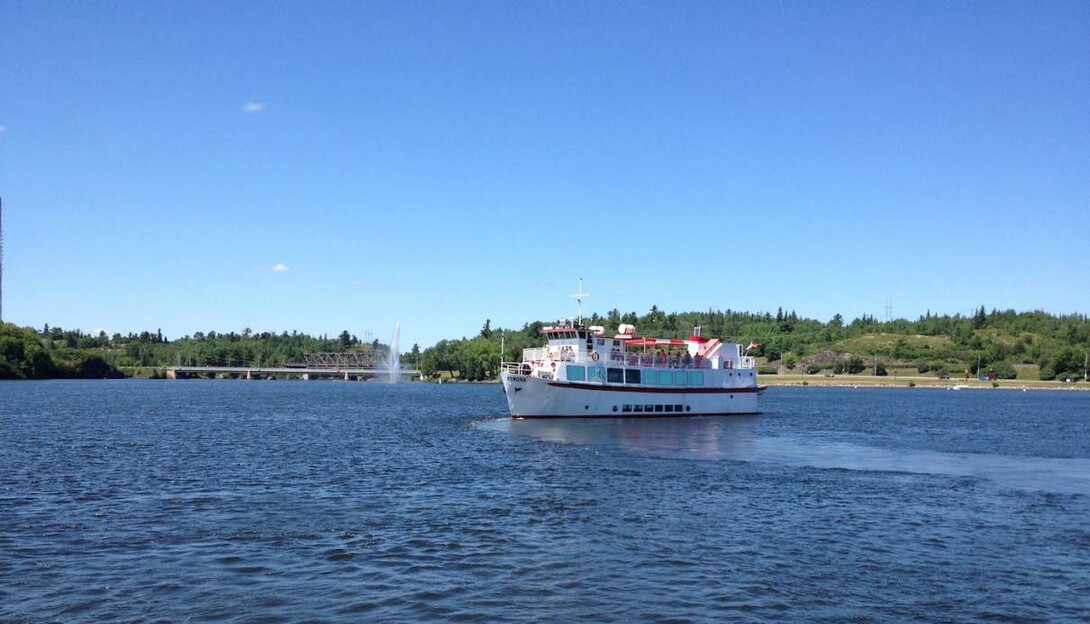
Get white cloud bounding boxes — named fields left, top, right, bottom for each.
left=0, top=124, right=7, bottom=133
left=256, top=263, right=291, bottom=272
left=241, top=100, right=266, bottom=114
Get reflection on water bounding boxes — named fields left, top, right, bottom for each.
left=498, top=415, right=760, bottom=460
left=505, top=414, right=763, bottom=458
left=486, top=417, right=1090, bottom=495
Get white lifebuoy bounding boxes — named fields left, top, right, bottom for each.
left=591, top=352, right=600, bottom=361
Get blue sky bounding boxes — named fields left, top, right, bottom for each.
left=1, top=1, right=1087, bottom=348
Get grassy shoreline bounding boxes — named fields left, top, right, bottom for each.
left=761, top=373, right=1087, bottom=391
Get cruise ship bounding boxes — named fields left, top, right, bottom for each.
left=499, top=286, right=763, bottom=418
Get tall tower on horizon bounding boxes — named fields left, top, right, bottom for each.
left=1, top=196, right=4, bottom=323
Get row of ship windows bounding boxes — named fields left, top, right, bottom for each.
left=567, top=364, right=705, bottom=386
left=614, top=404, right=690, bottom=413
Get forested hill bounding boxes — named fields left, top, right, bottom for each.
left=2, top=306, right=1088, bottom=382
left=418, top=306, right=1089, bottom=382
left=0, top=325, right=404, bottom=380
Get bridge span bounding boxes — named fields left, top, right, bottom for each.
left=166, top=366, right=420, bottom=381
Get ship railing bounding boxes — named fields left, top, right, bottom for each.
left=501, top=361, right=534, bottom=374
left=596, top=353, right=757, bottom=370
left=608, top=353, right=712, bottom=369
left=503, top=353, right=756, bottom=373
left=521, top=348, right=547, bottom=362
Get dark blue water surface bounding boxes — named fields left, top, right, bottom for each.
left=2, top=381, right=1089, bottom=622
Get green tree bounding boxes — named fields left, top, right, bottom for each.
left=988, top=361, right=1017, bottom=380
left=460, top=338, right=500, bottom=381
left=971, top=305, right=987, bottom=330
left=607, top=309, right=621, bottom=328
left=893, top=338, right=908, bottom=360
left=420, top=340, right=456, bottom=378
left=27, top=348, right=56, bottom=378
left=410, top=343, right=421, bottom=365
left=847, top=356, right=866, bottom=374
left=1051, top=346, right=1083, bottom=380
left=78, top=355, right=116, bottom=378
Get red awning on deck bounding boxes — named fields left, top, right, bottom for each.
left=624, top=337, right=687, bottom=347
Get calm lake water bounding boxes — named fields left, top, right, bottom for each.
left=2, top=381, right=1089, bottom=622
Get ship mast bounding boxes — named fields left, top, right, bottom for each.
left=571, top=278, right=589, bottom=326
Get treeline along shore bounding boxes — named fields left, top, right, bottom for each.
left=2, top=307, right=1088, bottom=385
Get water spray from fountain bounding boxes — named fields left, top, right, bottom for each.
left=384, top=321, right=401, bottom=383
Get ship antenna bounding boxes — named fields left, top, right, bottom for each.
left=571, top=277, right=589, bottom=325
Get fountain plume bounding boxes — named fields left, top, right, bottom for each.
left=384, top=321, right=401, bottom=383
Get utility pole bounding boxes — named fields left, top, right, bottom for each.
left=1, top=197, right=4, bottom=323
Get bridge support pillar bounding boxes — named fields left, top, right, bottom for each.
left=344, top=372, right=350, bottom=381
left=302, top=373, right=310, bottom=381
left=246, top=370, right=253, bottom=380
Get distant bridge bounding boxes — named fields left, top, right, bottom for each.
left=166, top=366, right=420, bottom=381
left=304, top=352, right=384, bottom=368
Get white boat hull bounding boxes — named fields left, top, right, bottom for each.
left=501, top=371, right=761, bottom=418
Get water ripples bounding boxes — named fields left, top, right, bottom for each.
left=1, top=382, right=1088, bottom=622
